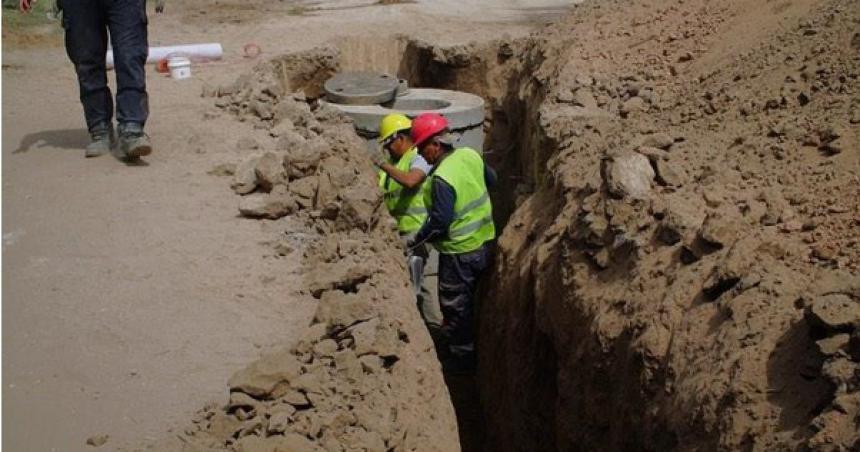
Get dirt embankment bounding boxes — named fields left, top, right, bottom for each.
left=151, top=48, right=459, bottom=452
left=474, top=0, right=860, bottom=450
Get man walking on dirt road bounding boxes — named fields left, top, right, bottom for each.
left=19, top=0, right=164, bottom=160
left=408, top=112, right=496, bottom=374
left=371, top=113, right=443, bottom=338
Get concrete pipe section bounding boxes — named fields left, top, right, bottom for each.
left=321, top=72, right=485, bottom=153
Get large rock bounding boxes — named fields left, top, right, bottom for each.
left=640, top=133, right=675, bottom=150
left=281, top=389, right=310, bottom=408
left=603, top=151, right=655, bottom=200
left=805, top=294, right=860, bottom=335
left=658, top=199, right=704, bottom=245
left=320, top=156, right=358, bottom=190
left=274, top=96, right=313, bottom=125
left=228, top=349, right=303, bottom=399
left=276, top=130, right=307, bottom=151
left=654, top=158, right=688, bottom=187
left=254, top=152, right=288, bottom=192
left=636, top=145, right=669, bottom=162
left=335, top=187, right=379, bottom=232
left=348, top=318, right=382, bottom=356
left=699, top=214, right=738, bottom=248
left=286, top=141, right=324, bottom=179
left=231, top=156, right=260, bottom=195
left=620, top=96, right=647, bottom=117
left=288, top=177, right=318, bottom=210
left=314, top=291, right=377, bottom=329
left=226, top=391, right=259, bottom=410
left=307, top=262, right=379, bottom=299
left=572, top=89, right=599, bottom=109
left=238, top=186, right=297, bottom=219
left=816, top=334, right=850, bottom=357
left=250, top=99, right=274, bottom=120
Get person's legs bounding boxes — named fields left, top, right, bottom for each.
left=62, top=0, right=113, bottom=155
left=105, top=0, right=151, bottom=158
left=401, top=233, right=443, bottom=332
left=105, top=0, right=148, bottom=127
left=421, top=247, right=443, bottom=332
left=437, top=244, right=490, bottom=368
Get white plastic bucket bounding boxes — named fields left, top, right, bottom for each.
left=106, top=43, right=223, bottom=69
left=168, top=57, right=192, bottom=80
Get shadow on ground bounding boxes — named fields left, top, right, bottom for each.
left=13, top=128, right=89, bottom=154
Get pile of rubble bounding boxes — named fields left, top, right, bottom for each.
left=165, top=51, right=459, bottom=452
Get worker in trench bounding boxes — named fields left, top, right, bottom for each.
left=19, top=0, right=165, bottom=160
left=407, top=113, right=496, bottom=374
left=370, top=114, right=444, bottom=338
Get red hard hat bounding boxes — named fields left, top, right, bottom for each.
left=410, top=113, right=448, bottom=147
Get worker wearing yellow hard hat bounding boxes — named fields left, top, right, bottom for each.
left=371, top=113, right=442, bottom=335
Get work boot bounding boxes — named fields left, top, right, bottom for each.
left=117, top=122, right=152, bottom=160
left=85, top=122, right=115, bottom=158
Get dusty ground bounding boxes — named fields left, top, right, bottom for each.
left=1, top=1, right=574, bottom=451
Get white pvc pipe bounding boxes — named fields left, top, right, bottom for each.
left=106, top=43, right=223, bottom=68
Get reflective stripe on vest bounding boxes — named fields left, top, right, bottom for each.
left=426, top=147, right=495, bottom=254
left=378, top=147, right=429, bottom=233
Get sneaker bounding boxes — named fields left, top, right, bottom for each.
left=117, top=122, right=152, bottom=160
left=85, top=122, right=115, bottom=158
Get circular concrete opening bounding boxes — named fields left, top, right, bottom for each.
left=322, top=72, right=486, bottom=152
left=390, top=98, right=452, bottom=111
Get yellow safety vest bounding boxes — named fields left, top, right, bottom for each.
left=378, top=147, right=430, bottom=234
left=425, top=147, right=495, bottom=254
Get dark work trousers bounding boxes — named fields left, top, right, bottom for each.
left=437, top=242, right=491, bottom=357
left=61, top=0, right=149, bottom=132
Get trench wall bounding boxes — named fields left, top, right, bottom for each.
left=470, top=0, right=860, bottom=451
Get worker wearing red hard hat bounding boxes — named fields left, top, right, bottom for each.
left=408, top=112, right=496, bottom=374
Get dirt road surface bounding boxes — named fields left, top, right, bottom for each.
left=2, top=1, right=574, bottom=450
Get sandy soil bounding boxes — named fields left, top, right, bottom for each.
left=467, top=0, right=860, bottom=450
left=2, top=1, right=574, bottom=450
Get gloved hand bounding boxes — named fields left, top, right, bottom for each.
left=406, top=238, right=428, bottom=256
left=412, top=241, right=429, bottom=259
left=369, top=149, right=387, bottom=168
left=155, top=0, right=165, bottom=13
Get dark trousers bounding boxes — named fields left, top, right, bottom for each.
left=61, top=0, right=149, bottom=132
left=438, top=243, right=491, bottom=356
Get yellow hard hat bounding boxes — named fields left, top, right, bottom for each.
left=378, top=113, right=412, bottom=143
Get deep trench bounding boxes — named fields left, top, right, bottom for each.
left=334, top=36, right=545, bottom=452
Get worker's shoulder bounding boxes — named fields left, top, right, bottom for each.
left=453, top=147, right=486, bottom=165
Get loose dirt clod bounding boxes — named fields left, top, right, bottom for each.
left=85, top=434, right=109, bottom=447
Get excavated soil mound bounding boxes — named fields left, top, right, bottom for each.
left=154, top=48, right=459, bottom=452
left=475, top=0, right=860, bottom=450
left=155, top=2, right=859, bottom=448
